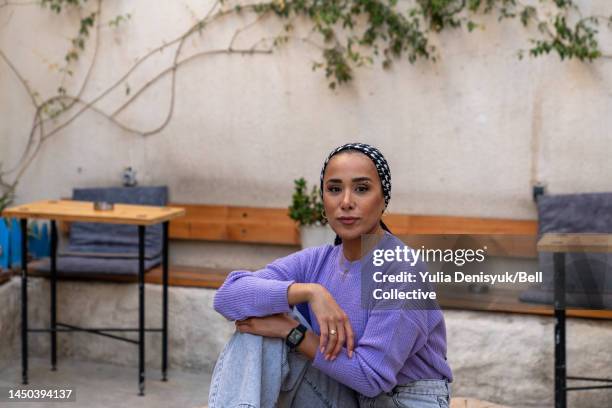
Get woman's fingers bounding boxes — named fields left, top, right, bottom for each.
left=235, top=318, right=257, bottom=334
left=344, top=319, right=355, bottom=358
left=235, top=319, right=247, bottom=333
left=324, top=314, right=354, bottom=360
left=318, top=318, right=329, bottom=355
left=329, top=323, right=346, bottom=360
left=324, top=324, right=338, bottom=360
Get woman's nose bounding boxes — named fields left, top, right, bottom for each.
left=340, top=190, right=354, bottom=209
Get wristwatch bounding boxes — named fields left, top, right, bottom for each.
left=285, top=323, right=307, bottom=350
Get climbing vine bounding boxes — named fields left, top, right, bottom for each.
left=0, top=0, right=610, bottom=211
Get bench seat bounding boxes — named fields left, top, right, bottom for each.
left=28, top=260, right=230, bottom=288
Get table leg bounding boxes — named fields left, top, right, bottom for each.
left=162, top=221, right=168, bottom=381
left=138, top=225, right=145, bottom=396
left=20, top=219, right=28, bottom=385
left=50, top=220, right=58, bottom=371
left=553, top=252, right=566, bottom=408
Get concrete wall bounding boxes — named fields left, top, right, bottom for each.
left=1, top=277, right=611, bottom=407
left=0, top=277, right=235, bottom=373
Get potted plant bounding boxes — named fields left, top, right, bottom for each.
left=288, top=178, right=335, bottom=248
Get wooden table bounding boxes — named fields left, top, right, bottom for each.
left=3, top=200, right=185, bottom=396
left=537, top=233, right=612, bottom=408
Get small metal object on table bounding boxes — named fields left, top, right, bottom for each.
left=537, top=233, right=612, bottom=408
left=3, top=200, right=185, bottom=396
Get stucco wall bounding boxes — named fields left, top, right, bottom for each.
left=2, top=0, right=612, bottom=219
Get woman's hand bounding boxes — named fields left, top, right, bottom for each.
left=308, top=284, right=354, bottom=360
left=235, top=313, right=298, bottom=339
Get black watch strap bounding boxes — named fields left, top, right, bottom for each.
left=285, top=323, right=307, bottom=350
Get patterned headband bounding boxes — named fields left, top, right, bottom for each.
left=319, top=142, right=392, bottom=209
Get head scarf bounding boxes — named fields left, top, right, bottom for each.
left=319, top=142, right=392, bottom=245
left=320, top=142, right=391, bottom=208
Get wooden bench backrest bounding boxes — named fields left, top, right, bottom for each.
left=167, top=204, right=538, bottom=257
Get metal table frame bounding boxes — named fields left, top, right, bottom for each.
left=19, top=219, right=170, bottom=396
left=552, top=251, right=612, bottom=408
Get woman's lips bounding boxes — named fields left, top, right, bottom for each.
left=338, top=217, right=359, bottom=225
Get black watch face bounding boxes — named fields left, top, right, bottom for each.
left=288, top=329, right=302, bottom=344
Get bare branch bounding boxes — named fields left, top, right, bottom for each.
left=110, top=47, right=273, bottom=137
left=0, top=50, right=38, bottom=107
left=230, top=10, right=271, bottom=50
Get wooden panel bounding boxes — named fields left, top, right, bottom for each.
left=168, top=203, right=537, bottom=246
left=398, top=235, right=538, bottom=258
left=145, top=264, right=230, bottom=288
left=27, top=261, right=231, bottom=289
left=385, top=214, right=537, bottom=235
left=169, top=204, right=299, bottom=245
left=538, top=233, right=612, bottom=253
left=3, top=200, right=185, bottom=226
left=437, top=286, right=612, bottom=320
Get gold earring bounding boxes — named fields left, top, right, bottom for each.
left=321, top=208, right=328, bottom=221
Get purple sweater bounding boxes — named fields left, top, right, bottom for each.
left=213, top=232, right=453, bottom=398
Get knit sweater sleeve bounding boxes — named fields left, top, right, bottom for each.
left=213, top=246, right=318, bottom=321
left=312, top=307, right=428, bottom=398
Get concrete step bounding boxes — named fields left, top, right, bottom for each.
left=450, top=397, right=510, bottom=408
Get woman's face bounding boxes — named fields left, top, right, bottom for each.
left=322, top=152, right=386, bottom=242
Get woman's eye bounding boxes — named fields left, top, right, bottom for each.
left=326, top=185, right=368, bottom=193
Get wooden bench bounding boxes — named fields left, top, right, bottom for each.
left=22, top=203, right=612, bottom=320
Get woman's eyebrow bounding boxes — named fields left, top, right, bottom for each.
left=326, top=177, right=372, bottom=183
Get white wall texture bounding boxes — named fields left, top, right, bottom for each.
left=2, top=0, right=612, bottom=218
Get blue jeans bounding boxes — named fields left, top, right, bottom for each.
left=358, top=380, right=451, bottom=408
left=208, top=307, right=451, bottom=407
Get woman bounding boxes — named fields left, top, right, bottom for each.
left=209, top=142, right=453, bottom=407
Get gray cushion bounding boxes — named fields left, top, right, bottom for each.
left=68, top=186, right=168, bottom=258
left=33, top=255, right=161, bottom=276
left=519, top=193, right=612, bottom=309
left=34, top=186, right=168, bottom=276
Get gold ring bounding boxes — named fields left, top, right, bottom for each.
left=329, top=329, right=337, bottom=336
